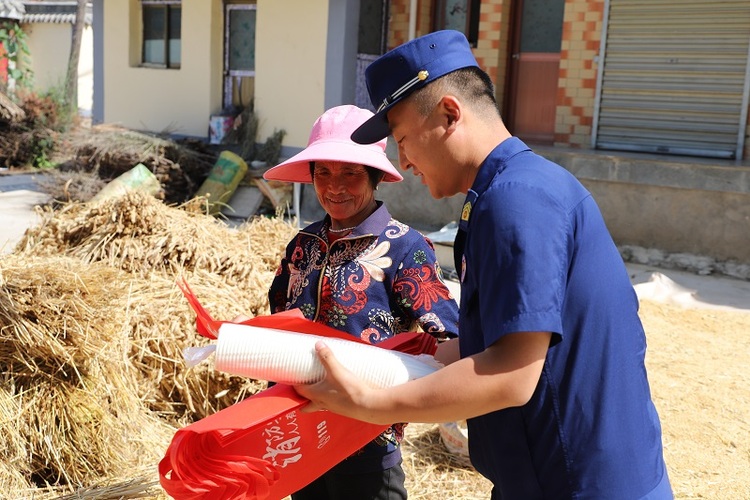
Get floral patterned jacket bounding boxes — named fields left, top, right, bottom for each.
left=268, top=202, right=459, bottom=473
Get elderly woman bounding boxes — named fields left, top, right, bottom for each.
left=263, top=105, right=459, bottom=500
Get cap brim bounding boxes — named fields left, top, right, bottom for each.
left=263, top=139, right=402, bottom=183
left=351, top=110, right=391, bottom=145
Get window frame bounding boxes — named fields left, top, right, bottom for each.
left=224, top=4, right=257, bottom=78
left=433, top=0, right=480, bottom=47
left=141, top=0, right=181, bottom=69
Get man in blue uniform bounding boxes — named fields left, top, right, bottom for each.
left=296, top=30, right=672, bottom=499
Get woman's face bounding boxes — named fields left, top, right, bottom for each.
left=312, top=161, right=377, bottom=227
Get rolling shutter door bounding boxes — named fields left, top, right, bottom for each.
left=595, top=0, right=750, bottom=159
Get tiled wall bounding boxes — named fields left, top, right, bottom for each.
left=473, top=0, right=509, bottom=108
left=384, top=0, right=749, bottom=157
left=387, top=0, right=511, bottom=109
left=555, top=0, right=604, bottom=148
left=388, top=0, right=433, bottom=49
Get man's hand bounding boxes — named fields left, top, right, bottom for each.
left=295, top=331, right=551, bottom=425
left=294, top=341, right=381, bottom=421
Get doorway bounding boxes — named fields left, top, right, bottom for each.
left=223, top=3, right=256, bottom=111
left=355, top=0, right=389, bottom=111
left=504, top=0, right=565, bottom=145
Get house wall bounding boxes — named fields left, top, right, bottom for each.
left=553, top=0, right=750, bottom=159
left=255, top=0, right=329, bottom=148
left=101, top=0, right=223, bottom=137
left=371, top=0, right=750, bottom=159
left=554, top=0, right=604, bottom=149
left=23, top=23, right=70, bottom=91
left=371, top=0, right=750, bottom=266
left=255, top=0, right=364, bottom=154
left=473, top=0, right=509, bottom=106
left=387, top=0, right=511, bottom=116
left=78, top=26, right=94, bottom=113
left=388, top=0, right=432, bottom=48
left=21, top=23, right=94, bottom=113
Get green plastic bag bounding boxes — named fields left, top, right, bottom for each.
left=91, top=163, right=162, bottom=203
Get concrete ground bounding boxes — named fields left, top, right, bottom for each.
left=437, top=247, right=750, bottom=313
left=0, top=172, right=50, bottom=254
left=2, top=170, right=749, bottom=313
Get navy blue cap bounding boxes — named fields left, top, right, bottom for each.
left=351, top=30, right=479, bottom=144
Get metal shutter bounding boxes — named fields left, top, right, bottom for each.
left=594, top=0, right=750, bottom=159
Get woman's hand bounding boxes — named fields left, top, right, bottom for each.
left=434, top=337, right=460, bottom=366
left=231, top=314, right=252, bottom=323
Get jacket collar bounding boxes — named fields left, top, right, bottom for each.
left=302, top=201, right=392, bottom=238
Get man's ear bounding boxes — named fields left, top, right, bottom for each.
left=439, top=95, right=461, bottom=129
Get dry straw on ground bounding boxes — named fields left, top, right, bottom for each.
left=52, top=124, right=218, bottom=205
left=1, top=192, right=297, bottom=498
left=640, top=300, right=750, bottom=499
left=398, top=297, right=750, bottom=500
left=1, top=190, right=748, bottom=499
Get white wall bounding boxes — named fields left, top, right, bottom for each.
left=23, top=22, right=94, bottom=114
left=101, top=0, right=223, bottom=136
left=254, top=0, right=329, bottom=149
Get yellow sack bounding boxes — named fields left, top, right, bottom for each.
left=195, top=151, right=249, bottom=215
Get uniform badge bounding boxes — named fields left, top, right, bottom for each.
left=461, top=201, right=471, bottom=222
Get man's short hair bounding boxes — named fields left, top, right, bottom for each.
left=410, top=67, right=499, bottom=119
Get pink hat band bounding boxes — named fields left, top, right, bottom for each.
left=264, top=105, right=403, bottom=184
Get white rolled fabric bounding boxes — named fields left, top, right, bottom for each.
left=214, top=323, right=439, bottom=388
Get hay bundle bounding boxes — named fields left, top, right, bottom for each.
left=122, top=270, right=271, bottom=421
left=0, top=193, right=300, bottom=497
left=0, top=257, right=128, bottom=381
left=15, top=191, right=297, bottom=307
left=0, top=256, right=174, bottom=493
left=56, top=124, right=219, bottom=204
left=0, top=381, right=31, bottom=493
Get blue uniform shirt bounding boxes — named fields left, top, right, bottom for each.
left=455, top=138, right=672, bottom=499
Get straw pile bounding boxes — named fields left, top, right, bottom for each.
left=52, top=124, right=218, bottom=204
left=1, top=191, right=299, bottom=498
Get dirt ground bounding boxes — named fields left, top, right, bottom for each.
left=641, top=299, right=750, bottom=498
left=398, top=294, right=750, bottom=499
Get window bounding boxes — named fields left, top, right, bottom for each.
left=434, top=0, right=480, bottom=47
left=222, top=4, right=256, bottom=108
left=226, top=5, right=256, bottom=74
left=142, top=0, right=181, bottom=68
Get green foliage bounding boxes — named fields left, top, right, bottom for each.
left=0, top=89, right=66, bottom=169
left=0, top=21, right=34, bottom=92
left=38, top=83, right=74, bottom=132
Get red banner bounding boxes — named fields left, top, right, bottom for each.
left=159, top=283, right=437, bottom=499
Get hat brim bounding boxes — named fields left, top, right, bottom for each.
left=351, top=109, right=392, bottom=145
left=263, top=139, right=403, bottom=184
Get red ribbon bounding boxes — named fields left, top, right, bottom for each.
left=159, top=280, right=438, bottom=499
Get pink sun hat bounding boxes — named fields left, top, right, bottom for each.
left=263, top=105, right=403, bottom=184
